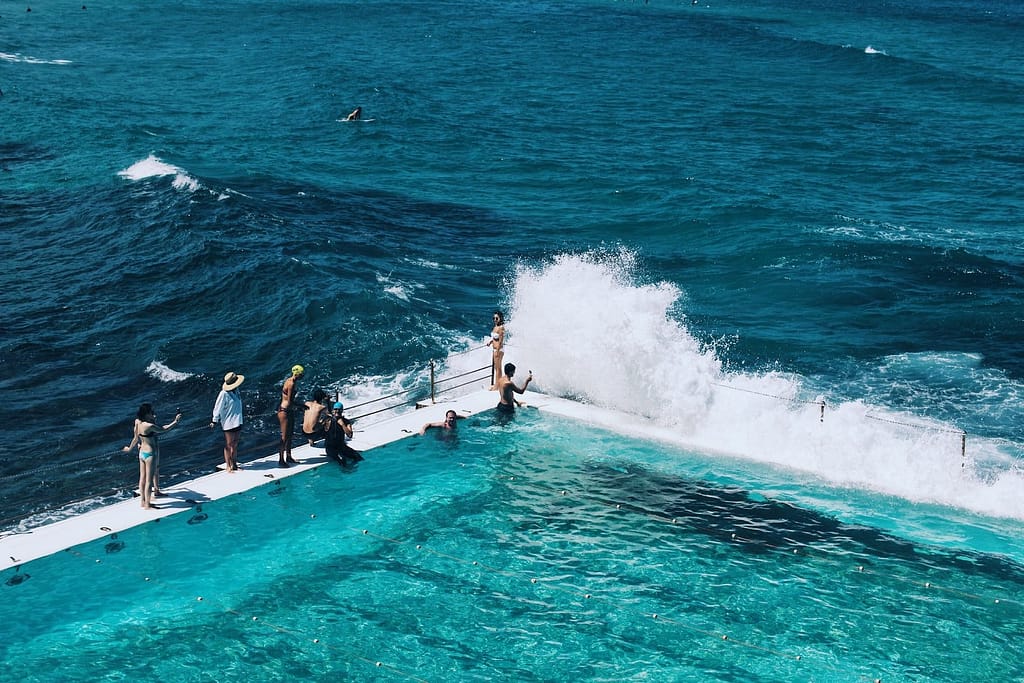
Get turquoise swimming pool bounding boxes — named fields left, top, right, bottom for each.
left=3, top=411, right=1022, bottom=681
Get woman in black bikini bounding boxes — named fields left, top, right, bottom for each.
left=277, top=364, right=304, bottom=467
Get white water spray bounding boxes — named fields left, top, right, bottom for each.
left=500, top=251, right=1024, bottom=521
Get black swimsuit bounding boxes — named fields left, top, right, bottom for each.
left=497, top=383, right=516, bottom=413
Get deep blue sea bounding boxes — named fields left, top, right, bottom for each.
left=2, top=0, right=1023, bottom=534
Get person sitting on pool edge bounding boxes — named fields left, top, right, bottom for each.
left=419, top=409, right=463, bottom=435
left=323, top=401, right=363, bottom=466
left=495, top=363, right=532, bottom=414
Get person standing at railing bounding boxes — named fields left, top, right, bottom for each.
left=276, top=364, right=304, bottom=467
left=210, top=371, right=245, bottom=472
left=125, top=402, right=182, bottom=509
left=486, top=310, right=506, bottom=389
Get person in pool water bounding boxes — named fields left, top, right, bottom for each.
left=277, top=364, right=304, bottom=467
left=486, top=310, right=505, bottom=388
left=419, top=409, right=463, bottom=435
left=124, top=402, right=181, bottom=510
left=495, top=363, right=532, bottom=414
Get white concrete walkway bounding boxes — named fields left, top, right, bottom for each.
left=1, top=388, right=635, bottom=573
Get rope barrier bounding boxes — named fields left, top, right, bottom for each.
left=710, top=381, right=968, bottom=448
left=862, top=411, right=966, bottom=435
left=710, top=382, right=823, bottom=406
left=710, top=382, right=827, bottom=423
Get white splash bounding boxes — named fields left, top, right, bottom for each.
left=118, top=154, right=200, bottom=192
left=0, top=51, right=72, bottom=65
left=499, top=250, right=1024, bottom=521
left=146, top=360, right=193, bottom=382
left=377, top=272, right=423, bottom=302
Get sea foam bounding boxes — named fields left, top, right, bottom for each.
left=146, top=360, right=193, bottom=382
left=118, top=154, right=200, bottom=192
left=499, top=250, right=1024, bottom=521
left=0, top=51, right=72, bottom=65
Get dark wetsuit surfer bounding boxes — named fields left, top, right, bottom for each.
left=323, top=402, right=362, bottom=465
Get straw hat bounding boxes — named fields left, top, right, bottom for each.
left=222, top=371, right=245, bottom=391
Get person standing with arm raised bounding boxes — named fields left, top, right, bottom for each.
left=276, top=364, right=304, bottom=467
left=495, top=363, right=532, bottom=415
left=125, top=402, right=181, bottom=509
left=210, top=371, right=244, bottom=472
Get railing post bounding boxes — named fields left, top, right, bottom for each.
left=430, top=360, right=436, bottom=404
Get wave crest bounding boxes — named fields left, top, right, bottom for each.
left=118, top=154, right=200, bottom=192
left=146, top=360, right=193, bottom=382
left=498, top=250, right=1024, bottom=520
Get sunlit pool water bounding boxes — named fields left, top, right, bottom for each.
left=3, top=411, right=1023, bottom=681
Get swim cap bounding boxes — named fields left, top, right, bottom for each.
left=333, top=402, right=344, bottom=410
left=291, top=364, right=305, bottom=375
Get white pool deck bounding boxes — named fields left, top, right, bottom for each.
left=0, top=388, right=670, bottom=574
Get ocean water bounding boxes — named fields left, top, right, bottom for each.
left=2, top=0, right=1024, bottom=674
